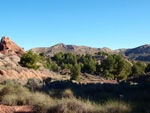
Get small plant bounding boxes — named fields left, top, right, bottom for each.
left=26, top=78, right=42, bottom=92
left=2, top=79, right=16, bottom=85
left=61, top=89, right=74, bottom=99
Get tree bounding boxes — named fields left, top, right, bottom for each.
left=50, top=62, right=58, bottom=72
left=96, top=52, right=109, bottom=56
left=103, top=69, right=110, bottom=78
left=132, top=61, right=146, bottom=75
left=20, top=50, right=40, bottom=70
left=145, top=64, right=150, bottom=72
left=81, top=54, right=97, bottom=74
left=53, top=52, right=64, bottom=64
left=39, top=52, right=46, bottom=57
left=71, top=64, right=81, bottom=81
left=101, top=54, right=132, bottom=80
left=87, top=59, right=97, bottom=74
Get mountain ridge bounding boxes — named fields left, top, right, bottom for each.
left=31, top=43, right=150, bottom=61
left=31, top=43, right=118, bottom=56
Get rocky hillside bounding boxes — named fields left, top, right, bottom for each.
left=0, top=52, right=64, bottom=84
left=31, top=43, right=150, bottom=61
left=31, top=43, right=127, bottom=56
left=0, top=36, right=68, bottom=83
left=124, top=44, right=150, bottom=61
left=0, top=36, right=112, bottom=84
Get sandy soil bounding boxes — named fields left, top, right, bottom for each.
left=0, top=105, right=35, bottom=113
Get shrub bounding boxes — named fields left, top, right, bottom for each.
left=101, top=54, right=132, bottom=80
left=61, top=89, right=74, bottom=99
left=50, top=99, right=91, bottom=113
left=50, top=62, right=58, bottom=72
left=132, top=61, right=146, bottom=75
left=101, top=100, right=131, bottom=113
left=0, top=85, right=30, bottom=104
left=31, top=92, right=54, bottom=113
left=2, top=79, right=17, bottom=85
left=26, top=78, right=42, bottom=92
left=39, top=52, right=46, bottom=58
left=71, top=64, right=81, bottom=81
left=1, top=94, right=18, bottom=105
left=0, top=85, right=29, bottom=97
left=20, top=50, right=40, bottom=70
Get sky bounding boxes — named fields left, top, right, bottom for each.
left=0, top=0, right=150, bottom=51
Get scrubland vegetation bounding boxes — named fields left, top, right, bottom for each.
left=0, top=51, right=146, bottom=113
left=0, top=78, right=150, bottom=113
left=20, top=50, right=150, bottom=81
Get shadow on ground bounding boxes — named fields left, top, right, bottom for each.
left=41, top=79, right=150, bottom=113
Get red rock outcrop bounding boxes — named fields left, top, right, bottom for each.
left=0, top=53, right=64, bottom=83
left=0, top=36, right=25, bottom=56
left=0, top=68, right=58, bottom=82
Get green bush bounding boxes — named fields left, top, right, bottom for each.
left=50, top=62, right=58, bottom=72
left=101, top=54, right=132, bottom=80
left=71, top=64, right=81, bottom=81
left=132, top=61, right=146, bottom=75
left=20, top=50, right=40, bottom=70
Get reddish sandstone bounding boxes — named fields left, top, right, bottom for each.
left=0, top=36, right=25, bottom=56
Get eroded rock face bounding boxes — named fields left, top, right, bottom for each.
left=0, top=52, right=63, bottom=83
left=0, top=69, right=52, bottom=81
left=0, top=36, right=25, bottom=56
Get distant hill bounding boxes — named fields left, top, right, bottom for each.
left=31, top=43, right=126, bottom=56
left=124, top=44, right=150, bottom=61
left=31, top=43, right=150, bottom=61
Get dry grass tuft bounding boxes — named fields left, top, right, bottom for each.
left=50, top=99, right=92, bottom=113
left=0, top=83, right=132, bottom=113
left=101, top=100, right=131, bottom=113
left=61, top=88, right=75, bottom=99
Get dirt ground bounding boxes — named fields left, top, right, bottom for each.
left=0, top=105, right=35, bottom=113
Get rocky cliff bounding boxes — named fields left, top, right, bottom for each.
left=0, top=52, right=62, bottom=83
left=0, top=37, right=66, bottom=83
left=0, top=36, right=25, bottom=56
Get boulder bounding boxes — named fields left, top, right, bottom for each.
left=0, top=36, right=25, bottom=56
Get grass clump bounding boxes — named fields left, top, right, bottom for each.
left=0, top=85, right=29, bottom=97
left=31, top=92, right=54, bottom=113
left=0, top=85, right=31, bottom=105
left=61, top=88, right=75, bottom=99
left=0, top=84, right=133, bottom=113
left=101, top=100, right=131, bottom=113
left=1, top=94, right=17, bottom=105
left=50, top=98, right=94, bottom=113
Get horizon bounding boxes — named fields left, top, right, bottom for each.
left=0, top=0, right=150, bottom=51
left=29, top=42, right=150, bottom=51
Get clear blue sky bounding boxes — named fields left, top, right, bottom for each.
left=0, top=0, right=150, bottom=50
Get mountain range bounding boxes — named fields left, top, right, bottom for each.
left=31, top=43, right=150, bottom=61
